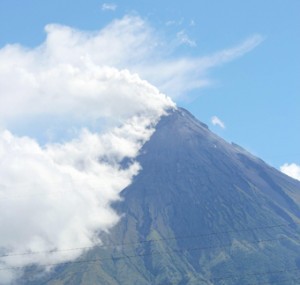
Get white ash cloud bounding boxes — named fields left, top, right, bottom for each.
left=0, top=15, right=263, bottom=105
left=0, top=16, right=175, bottom=283
left=0, top=14, right=262, bottom=283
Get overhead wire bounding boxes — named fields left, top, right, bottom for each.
left=0, top=235, right=299, bottom=271
left=0, top=221, right=298, bottom=259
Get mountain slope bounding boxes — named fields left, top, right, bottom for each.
left=25, top=108, right=300, bottom=285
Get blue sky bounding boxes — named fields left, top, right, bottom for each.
left=0, top=1, right=299, bottom=279
left=0, top=0, right=299, bottom=170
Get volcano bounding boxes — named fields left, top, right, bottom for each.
left=25, top=108, right=300, bottom=285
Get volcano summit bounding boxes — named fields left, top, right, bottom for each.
left=24, top=108, right=300, bottom=285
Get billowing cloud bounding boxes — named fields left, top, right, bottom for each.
left=0, top=15, right=262, bottom=283
left=280, top=163, right=300, bottom=181
left=0, top=124, right=143, bottom=282
left=211, top=116, right=225, bottom=129
left=0, top=16, right=175, bottom=283
left=0, top=15, right=263, bottom=102
left=101, top=3, right=117, bottom=11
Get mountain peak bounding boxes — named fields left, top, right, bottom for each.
left=25, top=107, right=300, bottom=285
left=168, top=107, right=209, bottom=129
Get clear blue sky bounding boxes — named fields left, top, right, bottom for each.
left=0, top=0, right=299, bottom=169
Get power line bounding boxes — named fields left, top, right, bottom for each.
left=0, top=235, right=298, bottom=271
left=1, top=235, right=299, bottom=284
left=0, top=221, right=298, bottom=258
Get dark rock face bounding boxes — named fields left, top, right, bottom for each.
left=25, top=108, right=300, bottom=285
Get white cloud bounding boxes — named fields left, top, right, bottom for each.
left=101, top=3, right=117, bottom=11
left=211, top=116, right=225, bottom=129
left=280, top=163, right=300, bottom=181
left=0, top=15, right=263, bottom=282
left=0, top=16, right=264, bottom=122
left=0, top=16, right=175, bottom=283
left=0, top=116, right=162, bottom=282
left=176, top=30, right=197, bottom=47
left=133, top=33, right=264, bottom=98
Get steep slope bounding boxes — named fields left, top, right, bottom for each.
left=25, top=108, right=300, bottom=285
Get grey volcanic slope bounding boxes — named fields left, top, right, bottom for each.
left=25, top=108, right=300, bottom=285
